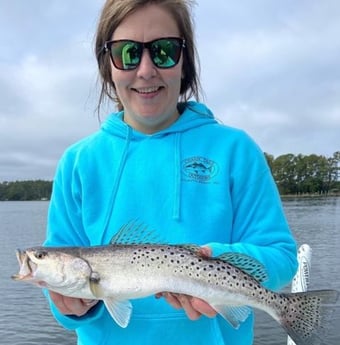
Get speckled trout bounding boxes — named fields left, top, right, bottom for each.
left=12, top=223, right=338, bottom=345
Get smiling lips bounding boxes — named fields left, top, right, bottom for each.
left=134, top=86, right=163, bottom=95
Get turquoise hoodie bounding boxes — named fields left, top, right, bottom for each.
left=45, top=102, right=297, bottom=345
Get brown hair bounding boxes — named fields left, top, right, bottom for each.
left=95, top=0, right=201, bottom=112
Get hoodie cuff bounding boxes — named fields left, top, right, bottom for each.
left=204, top=242, right=234, bottom=257
left=43, top=289, right=105, bottom=330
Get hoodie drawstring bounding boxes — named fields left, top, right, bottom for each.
left=101, top=126, right=132, bottom=241
left=172, top=133, right=181, bottom=220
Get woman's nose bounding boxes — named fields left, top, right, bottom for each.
left=136, top=49, right=157, bottom=79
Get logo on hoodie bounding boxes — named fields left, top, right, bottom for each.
left=182, top=157, right=219, bottom=183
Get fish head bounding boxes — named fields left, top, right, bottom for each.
left=12, top=247, right=92, bottom=294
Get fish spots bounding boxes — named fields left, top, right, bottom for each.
left=275, top=291, right=337, bottom=342
left=129, top=245, right=273, bottom=301
left=130, top=245, right=193, bottom=272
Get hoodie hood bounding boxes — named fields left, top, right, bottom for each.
left=99, top=102, right=218, bottom=235
left=101, top=101, right=217, bottom=139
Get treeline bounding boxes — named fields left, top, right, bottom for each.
left=0, top=152, right=339, bottom=200
left=265, top=151, right=340, bottom=195
left=0, top=180, right=52, bottom=201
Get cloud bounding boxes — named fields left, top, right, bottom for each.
left=0, top=0, right=339, bottom=181
left=0, top=48, right=99, bottom=179
left=195, top=1, right=340, bottom=156
left=0, top=2, right=101, bottom=181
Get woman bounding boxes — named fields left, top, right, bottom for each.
left=44, top=1, right=297, bottom=344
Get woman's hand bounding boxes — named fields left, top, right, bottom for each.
left=156, top=246, right=217, bottom=320
left=159, top=293, right=217, bottom=320
left=49, top=291, right=98, bottom=317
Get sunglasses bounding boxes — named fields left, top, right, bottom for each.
left=104, top=37, right=185, bottom=70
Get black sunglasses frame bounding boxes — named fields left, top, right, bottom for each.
left=104, top=37, right=186, bottom=70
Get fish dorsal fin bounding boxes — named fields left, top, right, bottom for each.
left=212, top=304, right=252, bottom=329
left=103, top=298, right=132, bottom=328
left=216, top=253, right=268, bottom=283
left=178, top=244, right=202, bottom=254
left=110, top=220, right=164, bottom=245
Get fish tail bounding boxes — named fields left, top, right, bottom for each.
left=279, top=289, right=338, bottom=345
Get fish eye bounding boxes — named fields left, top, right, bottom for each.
left=34, top=250, right=48, bottom=259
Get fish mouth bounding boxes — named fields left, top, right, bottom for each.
left=11, top=249, right=37, bottom=281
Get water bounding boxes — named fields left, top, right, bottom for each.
left=0, top=201, right=76, bottom=344
left=0, top=198, right=339, bottom=345
left=254, top=197, right=340, bottom=345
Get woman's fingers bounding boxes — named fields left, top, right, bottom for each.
left=49, top=291, right=98, bottom=317
left=160, top=292, right=217, bottom=320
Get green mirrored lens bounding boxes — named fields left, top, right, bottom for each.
left=151, top=39, right=181, bottom=68
left=112, top=41, right=141, bottom=70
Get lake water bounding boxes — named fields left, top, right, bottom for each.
left=0, top=198, right=339, bottom=344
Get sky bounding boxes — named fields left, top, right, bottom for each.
left=0, top=0, right=339, bottom=181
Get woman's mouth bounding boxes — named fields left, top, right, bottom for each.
left=133, top=86, right=163, bottom=95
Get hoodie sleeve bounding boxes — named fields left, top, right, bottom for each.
left=43, top=289, right=105, bottom=330
left=206, top=135, right=297, bottom=291
left=43, top=150, right=106, bottom=329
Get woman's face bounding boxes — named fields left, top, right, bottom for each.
left=110, top=5, right=183, bottom=134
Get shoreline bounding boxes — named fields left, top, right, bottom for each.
left=281, top=193, right=340, bottom=199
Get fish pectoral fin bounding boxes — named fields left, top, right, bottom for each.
left=178, top=244, right=202, bottom=254
left=104, top=298, right=132, bottom=328
left=212, top=304, right=252, bottom=329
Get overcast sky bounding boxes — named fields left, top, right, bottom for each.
left=1, top=0, right=339, bottom=181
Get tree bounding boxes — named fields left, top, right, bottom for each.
left=264, top=152, right=274, bottom=174
left=0, top=180, right=52, bottom=201
left=272, top=154, right=297, bottom=194
left=269, top=153, right=340, bottom=195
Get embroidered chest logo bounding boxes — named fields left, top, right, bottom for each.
left=182, top=156, right=219, bottom=183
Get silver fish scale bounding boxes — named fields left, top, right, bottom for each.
left=128, top=244, right=266, bottom=299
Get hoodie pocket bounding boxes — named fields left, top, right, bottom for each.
left=116, top=313, right=226, bottom=345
